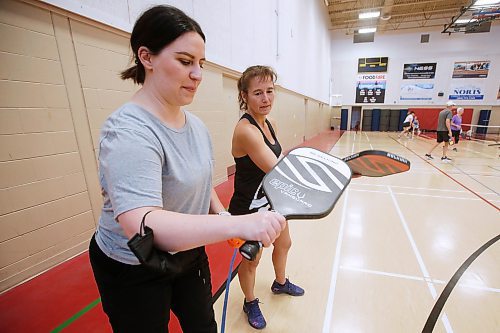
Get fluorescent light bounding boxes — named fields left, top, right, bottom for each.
left=455, top=18, right=478, bottom=23
left=358, top=27, right=377, bottom=33
left=359, top=11, right=380, bottom=19
left=473, top=0, right=500, bottom=6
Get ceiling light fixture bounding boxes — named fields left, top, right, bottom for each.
left=358, top=27, right=377, bottom=33
left=359, top=11, right=380, bottom=19
left=473, top=0, right=500, bottom=6
left=455, top=18, right=478, bottom=23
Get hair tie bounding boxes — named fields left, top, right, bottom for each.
left=134, top=58, right=139, bottom=65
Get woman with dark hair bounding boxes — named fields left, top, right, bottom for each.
left=228, top=66, right=305, bottom=330
left=88, top=6, right=285, bottom=333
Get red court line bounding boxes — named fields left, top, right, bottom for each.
left=0, top=129, right=343, bottom=332
left=391, top=137, right=499, bottom=212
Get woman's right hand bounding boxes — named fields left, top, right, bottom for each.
left=236, top=211, right=286, bottom=247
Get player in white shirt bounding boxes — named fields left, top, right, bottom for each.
left=398, top=111, right=415, bottom=138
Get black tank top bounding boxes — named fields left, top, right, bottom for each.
left=228, top=113, right=282, bottom=215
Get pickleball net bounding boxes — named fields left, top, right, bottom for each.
left=463, top=124, right=500, bottom=144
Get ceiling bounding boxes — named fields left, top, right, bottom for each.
left=325, top=0, right=493, bottom=34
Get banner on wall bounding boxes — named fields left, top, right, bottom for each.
left=452, top=60, right=490, bottom=78
left=449, top=83, right=485, bottom=100
left=402, top=63, right=437, bottom=79
left=400, top=83, right=434, bottom=100
left=355, top=74, right=386, bottom=103
left=358, top=57, right=388, bottom=73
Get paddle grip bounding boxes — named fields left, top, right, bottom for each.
left=236, top=209, right=276, bottom=261
left=227, top=238, right=261, bottom=261
left=239, top=241, right=261, bottom=260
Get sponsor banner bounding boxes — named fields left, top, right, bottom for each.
left=357, top=74, right=387, bottom=81
left=400, top=83, right=434, bottom=100
left=402, top=63, right=437, bottom=79
left=358, top=57, right=388, bottom=73
left=452, top=60, right=490, bottom=78
left=356, top=74, right=386, bottom=103
left=449, top=83, right=484, bottom=100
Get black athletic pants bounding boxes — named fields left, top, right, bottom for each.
left=89, top=235, right=217, bottom=333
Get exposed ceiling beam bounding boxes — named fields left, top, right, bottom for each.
left=330, top=8, right=459, bottom=26
left=328, top=0, right=461, bottom=14
left=325, top=0, right=493, bottom=34
left=329, top=21, right=450, bottom=33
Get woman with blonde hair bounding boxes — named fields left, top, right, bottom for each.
left=228, top=65, right=304, bottom=330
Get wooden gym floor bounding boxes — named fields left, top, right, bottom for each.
left=216, top=131, right=499, bottom=333
left=1, top=130, right=498, bottom=332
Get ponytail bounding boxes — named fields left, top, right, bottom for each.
left=120, top=63, right=145, bottom=85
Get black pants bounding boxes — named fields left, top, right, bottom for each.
left=89, top=235, right=217, bottom=333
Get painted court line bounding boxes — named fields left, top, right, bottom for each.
left=322, top=190, right=349, bottom=333
left=50, top=298, right=101, bottom=333
left=363, top=132, right=374, bottom=149
left=393, top=137, right=500, bottom=212
left=387, top=186, right=454, bottom=333
left=349, top=188, right=483, bottom=201
left=395, top=192, right=483, bottom=201
left=340, top=266, right=500, bottom=293
left=451, top=163, right=500, bottom=196
left=422, top=234, right=500, bottom=333
left=354, top=183, right=472, bottom=193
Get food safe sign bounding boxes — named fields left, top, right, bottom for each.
left=356, top=74, right=386, bottom=104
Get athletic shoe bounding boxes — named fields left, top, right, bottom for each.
left=425, top=154, right=433, bottom=159
left=243, top=298, right=266, bottom=329
left=441, top=156, right=452, bottom=162
left=452, top=148, right=457, bottom=152
left=271, top=278, right=305, bottom=296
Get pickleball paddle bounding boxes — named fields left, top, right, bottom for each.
left=234, top=149, right=411, bottom=260
left=237, top=147, right=352, bottom=260
left=342, top=150, right=410, bottom=177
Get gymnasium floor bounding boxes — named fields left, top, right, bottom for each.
left=216, top=131, right=499, bottom=333
left=1, top=130, right=499, bottom=332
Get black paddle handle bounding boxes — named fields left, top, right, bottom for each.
left=239, top=208, right=279, bottom=261
left=239, top=241, right=261, bottom=260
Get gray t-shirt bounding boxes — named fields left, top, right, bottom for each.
left=437, top=108, right=453, bottom=131
left=95, top=103, right=214, bottom=264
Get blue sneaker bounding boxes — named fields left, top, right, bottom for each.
left=243, top=298, right=266, bottom=329
left=271, top=278, right=305, bottom=296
